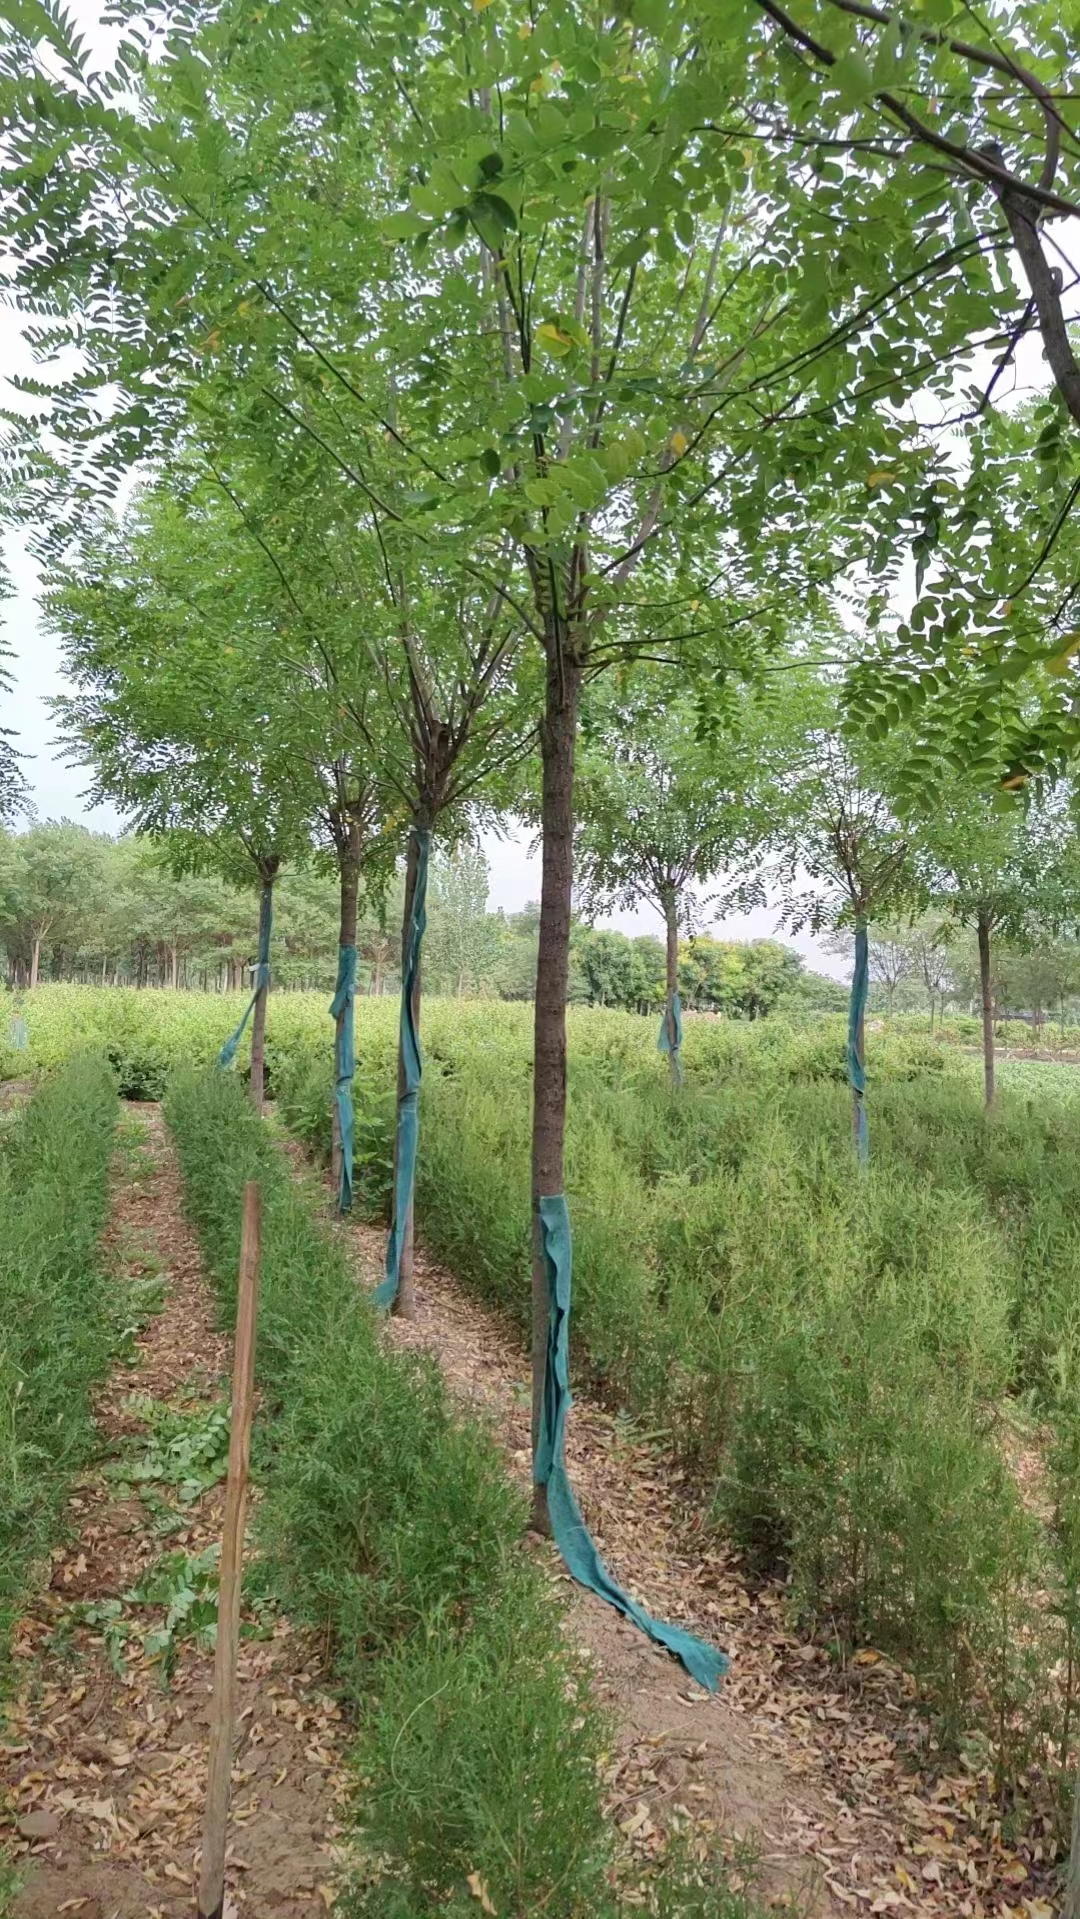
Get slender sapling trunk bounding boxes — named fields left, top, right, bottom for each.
left=978, top=911, right=996, bottom=1110
left=248, top=871, right=276, bottom=1114
left=332, top=844, right=361, bottom=1197
left=530, top=645, right=584, bottom=1534
left=391, top=822, right=425, bottom=1319
left=663, top=891, right=680, bottom=1086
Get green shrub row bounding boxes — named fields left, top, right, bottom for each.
left=0, top=1057, right=119, bottom=1676
left=4, top=981, right=967, bottom=1102
left=166, top=1069, right=757, bottom=1919
left=274, top=1022, right=1080, bottom=1754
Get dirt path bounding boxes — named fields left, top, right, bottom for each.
left=310, top=1178, right=1059, bottom=1919
left=1, top=1106, right=346, bottom=1918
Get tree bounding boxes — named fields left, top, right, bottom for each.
left=571, top=927, right=664, bottom=1013
left=424, top=846, right=503, bottom=998
left=827, top=925, right=916, bottom=1020
left=915, top=788, right=1063, bottom=1107
left=0, top=0, right=935, bottom=1546
left=8, top=0, right=1073, bottom=1642
left=752, top=690, right=916, bottom=1157
left=576, top=681, right=765, bottom=1080
left=1, top=822, right=107, bottom=988
left=47, top=490, right=320, bottom=1108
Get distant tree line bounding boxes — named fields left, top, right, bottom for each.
left=0, top=822, right=847, bottom=1018
left=843, top=916, right=1080, bottom=1038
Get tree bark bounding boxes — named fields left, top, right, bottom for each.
left=30, top=937, right=41, bottom=990
left=248, top=874, right=276, bottom=1115
left=391, top=823, right=425, bottom=1320
left=530, top=646, right=584, bottom=1535
left=662, top=890, right=680, bottom=1085
left=978, top=911, right=996, bottom=1109
left=331, top=839, right=361, bottom=1198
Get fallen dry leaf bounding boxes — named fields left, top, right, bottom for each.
left=466, top=1869, right=497, bottom=1914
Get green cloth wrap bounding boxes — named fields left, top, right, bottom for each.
left=847, top=920, right=869, bottom=1165
left=218, top=885, right=273, bottom=1070
left=657, top=990, right=684, bottom=1084
left=330, top=943, right=358, bottom=1212
left=534, top=1193, right=727, bottom=1691
left=374, top=826, right=431, bottom=1307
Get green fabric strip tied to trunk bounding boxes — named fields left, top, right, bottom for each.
left=535, top=1193, right=728, bottom=1691
left=847, top=919, right=869, bottom=1166
left=218, top=886, right=273, bottom=1069
left=330, top=942, right=358, bottom=1213
left=374, top=826, right=431, bottom=1308
left=657, top=990, right=684, bottom=1085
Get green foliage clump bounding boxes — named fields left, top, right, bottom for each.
left=0, top=1057, right=118, bottom=1674
left=415, top=1045, right=1038, bottom=1728
left=164, top=1068, right=613, bottom=1918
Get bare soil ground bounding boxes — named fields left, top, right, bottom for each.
left=0, top=1107, right=347, bottom=1918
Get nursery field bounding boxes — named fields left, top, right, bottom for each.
left=9, top=985, right=1080, bottom=1823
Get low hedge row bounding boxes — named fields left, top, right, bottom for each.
left=166, top=1069, right=751, bottom=1918
left=0, top=1057, right=119, bottom=1669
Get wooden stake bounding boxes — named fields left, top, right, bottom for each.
left=197, top=1181, right=261, bottom=1919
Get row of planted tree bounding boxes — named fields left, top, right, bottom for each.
left=4, top=0, right=1080, bottom=1621
left=0, top=819, right=850, bottom=1013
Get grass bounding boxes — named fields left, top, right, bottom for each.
left=0, top=1057, right=120, bottom=1909
left=0, top=1057, right=119, bottom=1672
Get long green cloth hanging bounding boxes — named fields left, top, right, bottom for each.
left=330, top=943, right=358, bottom=1212
left=374, top=826, right=431, bottom=1308
left=535, top=1194, right=728, bottom=1691
left=657, top=990, right=684, bottom=1085
left=847, top=920, right=869, bottom=1165
left=218, top=887, right=272, bottom=1069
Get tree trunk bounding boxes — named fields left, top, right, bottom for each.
left=851, top=997, right=866, bottom=1148
left=978, top=911, right=996, bottom=1109
left=30, top=938, right=41, bottom=990
left=391, top=823, right=425, bottom=1320
left=530, top=647, right=584, bottom=1535
left=249, top=875, right=275, bottom=1114
left=850, top=918, right=869, bottom=1160
left=169, top=944, right=179, bottom=989
left=331, top=843, right=361, bottom=1198
left=662, top=892, right=680, bottom=1086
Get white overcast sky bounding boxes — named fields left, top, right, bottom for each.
left=1, top=2, right=1068, bottom=983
